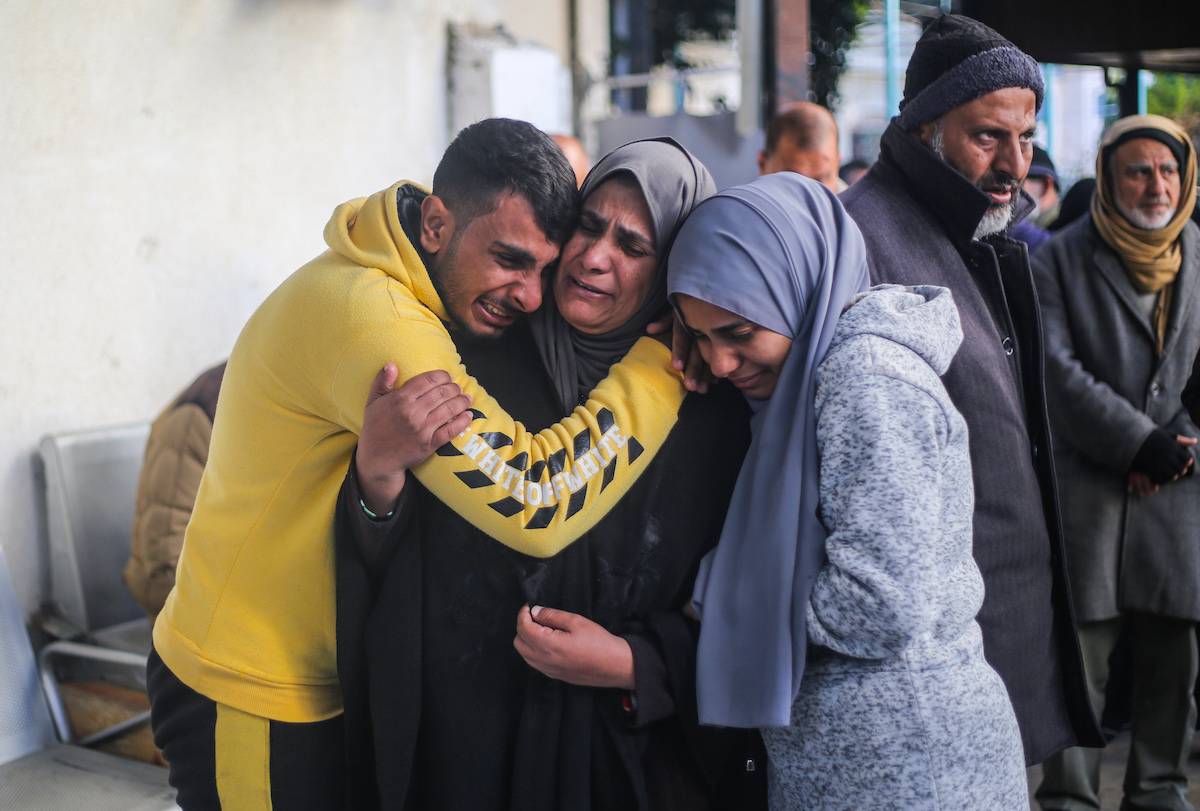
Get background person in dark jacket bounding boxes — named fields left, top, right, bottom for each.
left=337, top=140, right=765, bottom=811
left=125, top=362, right=225, bottom=621
left=1186, top=349, right=1200, bottom=426
left=838, top=13, right=1102, bottom=765
left=1049, top=177, right=1097, bottom=233
left=1034, top=115, right=1200, bottom=811
left=1011, top=146, right=1060, bottom=253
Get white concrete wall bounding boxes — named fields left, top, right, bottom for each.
left=502, top=0, right=570, bottom=63
left=1041, top=65, right=1107, bottom=189
left=835, top=15, right=922, bottom=163
left=0, top=0, right=582, bottom=615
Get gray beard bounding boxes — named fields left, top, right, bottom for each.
left=974, top=204, right=1017, bottom=240
left=1117, top=200, right=1177, bottom=231
left=930, top=123, right=1018, bottom=240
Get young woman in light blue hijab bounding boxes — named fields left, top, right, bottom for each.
left=667, top=172, right=1027, bottom=809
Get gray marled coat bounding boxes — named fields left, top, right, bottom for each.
left=761, top=286, right=1026, bottom=810
left=1034, top=216, right=1200, bottom=622
left=842, top=122, right=1101, bottom=763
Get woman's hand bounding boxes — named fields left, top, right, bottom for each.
left=646, top=312, right=714, bottom=393
left=513, top=605, right=635, bottom=690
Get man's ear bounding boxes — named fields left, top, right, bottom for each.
left=917, top=121, right=936, bottom=148
left=420, top=195, right=456, bottom=255
left=757, top=150, right=769, bottom=176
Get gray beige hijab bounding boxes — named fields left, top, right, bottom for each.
left=667, top=172, right=870, bottom=727
left=534, top=137, right=716, bottom=410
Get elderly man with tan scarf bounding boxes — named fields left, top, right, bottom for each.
left=1034, top=115, right=1200, bottom=811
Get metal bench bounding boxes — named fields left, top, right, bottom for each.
left=38, top=423, right=153, bottom=655
left=0, top=544, right=176, bottom=809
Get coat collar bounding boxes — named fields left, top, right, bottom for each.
left=877, top=119, right=1036, bottom=251
left=1162, top=222, right=1200, bottom=357
left=1090, top=218, right=1200, bottom=355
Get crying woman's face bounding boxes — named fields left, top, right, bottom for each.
left=674, top=294, right=793, bottom=401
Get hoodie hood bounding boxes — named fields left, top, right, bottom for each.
left=323, top=180, right=448, bottom=323
left=830, top=284, right=962, bottom=375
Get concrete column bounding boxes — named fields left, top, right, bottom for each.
left=772, top=0, right=810, bottom=108
left=884, top=0, right=901, bottom=118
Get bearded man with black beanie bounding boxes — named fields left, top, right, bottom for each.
left=840, top=13, right=1104, bottom=766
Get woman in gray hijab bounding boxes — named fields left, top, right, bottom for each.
left=668, top=172, right=1026, bottom=809
left=532, top=137, right=715, bottom=408
left=503, top=137, right=767, bottom=809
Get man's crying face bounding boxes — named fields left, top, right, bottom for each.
left=422, top=192, right=561, bottom=340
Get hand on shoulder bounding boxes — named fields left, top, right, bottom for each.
left=355, top=365, right=473, bottom=513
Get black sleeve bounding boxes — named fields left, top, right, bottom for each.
left=623, top=630, right=677, bottom=727
left=632, top=608, right=768, bottom=810
left=335, top=455, right=422, bottom=809
left=340, top=452, right=416, bottom=574
left=618, top=610, right=700, bottom=729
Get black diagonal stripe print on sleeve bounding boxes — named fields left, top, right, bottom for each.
left=600, top=458, right=617, bottom=491
left=565, top=487, right=588, bottom=520
left=487, top=452, right=530, bottom=517
left=597, top=408, right=618, bottom=491
left=530, top=452, right=567, bottom=530
left=564, top=428, right=592, bottom=520
left=572, top=427, right=591, bottom=458
left=597, top=408, right=615, bottom=433
left=525, top=506, right=557, bottom=530
left=627, top=437, right=644, bottom=464
left=479, top=432, right=513, bottom=450
left=436, top=409, right=487, bottom=455
left=455, top=470, right=495, bottom=489
left=489, top=497, right=524, bottom=517
left=526, top=460, right=547, bottom=482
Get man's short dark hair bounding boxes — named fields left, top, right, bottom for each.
left=763, top=102, right=838, bottom=156
left=433, top=118, right=579, bottom=245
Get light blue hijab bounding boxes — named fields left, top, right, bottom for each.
left=666, top=172, right=870, bottom=728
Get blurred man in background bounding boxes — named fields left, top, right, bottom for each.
left=1048, top=177, right=1097, bottom=234
left=1028, top=146, right=1061, bottom=221
left=551, top=133, right=592, bottom=188
left=757, top=101, right=843, bottom=191
left=1012, top=146, right=1060, bottom=252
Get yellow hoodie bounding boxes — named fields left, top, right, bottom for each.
left=153, top=182, right=685, bottom=722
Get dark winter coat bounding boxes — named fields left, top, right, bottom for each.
left=126, top=361, right=226, bottom=620
left=1034, top=216, right=1200, bottom=622
left=840, top=120, right=1103, bottom=765
left=335, top=320, right=765, bottom=811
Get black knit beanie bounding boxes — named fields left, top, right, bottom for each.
left=898, top=14, right=1044, bottom=130
left=1029, top=146, right=1058, bottom=188
left=1101, top=128, right=1187, bottom=174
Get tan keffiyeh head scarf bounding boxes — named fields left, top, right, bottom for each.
left=1092, top=114, right=1197, bottom=350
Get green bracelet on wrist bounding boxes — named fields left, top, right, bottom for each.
left=359, top=496, right=397, bottom=522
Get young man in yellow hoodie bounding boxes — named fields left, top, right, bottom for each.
left=148, top=119, right=687, bottom=809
